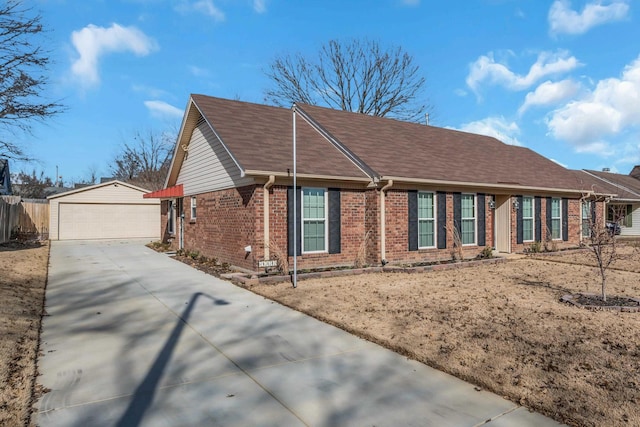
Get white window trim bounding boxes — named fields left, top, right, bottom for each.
left=418, top=191, right=437, bottom=249
left=301, top=187, right=328, bottom=254
left=581, top=200, right=591, bottom=239
left=461, top=193, right=477, bottom=246
left=190, top=196, right=197, bottom=220
left=551, top=198, right=562, bottom=241
left=523, top=196, right=534, bottom=242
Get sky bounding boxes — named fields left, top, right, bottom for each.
left=12, top=0, right=640, bottom=183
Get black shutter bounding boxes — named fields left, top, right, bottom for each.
left=437, top=192, right=447, bottom=249
left=287, top=187, right=301, bottom=256
left=590, top=200, right=597, bottom=223
left=535, top=197, right=542, bottom=242
left=453, top=192, right=462, bottom=237
left=328, top=188, right=341, bottom=254
left=516, top=195, right=524, bottom=244
left=546, top=197, right=552, bottom=239
left=408, top=190, right=418, bottom=251
left=477, top=193, right=486, bottom=246
left=562, top=198, right=569, bottom=241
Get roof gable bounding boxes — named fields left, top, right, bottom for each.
left=47, top=180, right=150, bottom=200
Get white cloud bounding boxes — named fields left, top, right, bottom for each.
left=547, top=56, right=640, bottom=151
left=518, top=79, right=580, bottom=115
left=144, top=100, right=184, bottom=119
left=575, top=141, right=614, bottom=156
left=550, top=158, right=568, bottom=168
left=466, top=50, right=580, bottom=95
left=176, top=0, right=225, bottom=22
left=457, top=117, right=523, bottom=146
left=189, top=65, right=210, bottom=77
left=549, top=0, right=629, bottom=35
left=253, top=0, right=267, bottom=13
left=71, top=23, right=157, bottom=87
left=454, top=88, right=467, bottom=97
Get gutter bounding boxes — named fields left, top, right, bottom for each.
left=380, top=180, right=393, bottom=264
left=263, top=175, right=276, bottom=260
left=380, top=176, right=592, bottom=196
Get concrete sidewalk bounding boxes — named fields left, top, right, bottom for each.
left=36, top=240, right=564, bottom=426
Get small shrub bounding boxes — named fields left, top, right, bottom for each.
left=543, top=231, right=558, bottom=252
left=478, top=246, right=494, bottom=259
left=354, top=230, right=371, bottom=268
left=189, top=250, right=200, bottom=260
left=527, top=241, right=542, bottom=253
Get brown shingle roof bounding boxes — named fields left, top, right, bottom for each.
left=297, top=103, right=583, bottom=191
left=182, top=95, right=595, bottom=193
left=581, top=170, right=640, bottom=200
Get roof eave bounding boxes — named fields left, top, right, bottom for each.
left=379, top=176, right=591, bottom=195
left=244, top=169, right=374, bottom=184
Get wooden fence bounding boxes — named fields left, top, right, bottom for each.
left=0, top=197, right=49, bottom=243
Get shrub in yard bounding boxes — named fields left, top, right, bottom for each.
left=478, top=246, right=494, bottom=259
left=527, top=241, right=542, bottom=253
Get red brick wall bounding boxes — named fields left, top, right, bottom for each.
left=181, top=185, right=259, bottom=270
left=161, top=183, right=587, bottom=272
left=384, top=190, right=493, bottom=265
left=511, top=197, right=582, bottom=253
left=269, top=185, right=368, bottom=271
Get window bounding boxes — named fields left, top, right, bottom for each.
left=522, top=196, right=534, bottom=242
left=551, top=198, right=561, bottom=240
left=190, top=196, right=197, bottom=220
left=607, top=204, right=633, bottom=228
left=461, top=194, right=476, bottom=245
left=581, top=201, right=591, bottom=238
left=168, top=200, right=175, bottom=234
left=418, top=192, right=435, bottom=248
left=302, top=188, right=327, bottom=253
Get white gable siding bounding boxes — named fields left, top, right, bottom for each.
left=176, top=121, right=253, bottom=195
left=620, top=203, right=640, bottom=236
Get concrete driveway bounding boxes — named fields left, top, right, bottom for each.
left=36, top=240, right=564, bottom=426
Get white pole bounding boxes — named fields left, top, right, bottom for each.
left=292, top=106, right=298, bottom=288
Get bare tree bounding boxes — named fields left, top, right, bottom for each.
left=12, top=169, right=53, bottom=198
left=110, top=130, right=173, bottom=191
left=583, top=197, right=626, bottom=302
left=0, top=1, right=63, bottom=160
left=264, top=39, right=429, bottom=122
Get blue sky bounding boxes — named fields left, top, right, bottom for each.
left=16, top=0, right=640, bottom=183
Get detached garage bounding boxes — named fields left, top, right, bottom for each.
left=48, top=180, right=160, bottom=240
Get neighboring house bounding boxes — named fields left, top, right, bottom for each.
left=0, top=159, right=12, bottom=195
left=145, top=94, right=610, bottom=272
left=49, top=180, right=160, bottom=240
left=578, top=168, right=640, bottom=237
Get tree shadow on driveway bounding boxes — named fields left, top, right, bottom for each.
left=115, top=292, right=229, bottom=427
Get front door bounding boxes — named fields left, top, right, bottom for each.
left=495, top=195, right=511, bottom=253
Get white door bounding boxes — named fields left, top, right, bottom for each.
left=494, top=195, right=511, bottom=253
left=58, top=203, right=159, bottom=240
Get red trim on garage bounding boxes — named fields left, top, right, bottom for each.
left=143, top=184, right=184, bottom=199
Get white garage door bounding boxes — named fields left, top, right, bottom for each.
left=58, top=203, right=159, bottom=240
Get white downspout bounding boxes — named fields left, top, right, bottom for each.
left=263, top=175, right=275, bottom=259
left=380, top=180, right=393, bottom=264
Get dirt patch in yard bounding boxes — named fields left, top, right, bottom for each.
left=0, top=241, right=49, bottom=427
left=244, top=257, right=640, bottom=427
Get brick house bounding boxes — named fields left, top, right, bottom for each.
left=145, top=94, right=610, bottom=272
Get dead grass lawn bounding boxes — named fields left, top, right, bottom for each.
left=0, top=241, right=49, bottom=427
left=247, top=254, right=640, bottom=427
